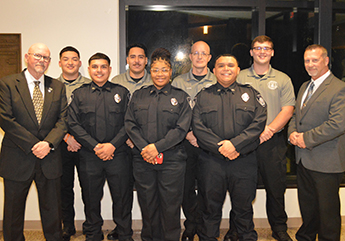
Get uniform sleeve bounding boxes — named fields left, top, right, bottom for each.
left=230, top=89, right=267, bottom=152
left=154, top=95, right=192, bottom=153
left=192, top=93, right=223, bottom=154
left=280, top=76, right=296, bottom=107
left=125, top=93, right=150, bottom=150
left=68, top=91, right=98, bottom=151
left=109, top=91, right=129, bottom=148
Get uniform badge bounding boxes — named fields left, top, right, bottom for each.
left=241, top=93, right=250, bottom=102
left=257, top=95, right=266, bottom=107
left=267, top=81, right=278, bottom=90
left=48, top=87, right=53, bottom=93
left=171, top=98, right=178, bottom=106
left=114, top=94, right=121, bottom=103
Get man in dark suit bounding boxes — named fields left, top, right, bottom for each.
left=0, top=43, right=67, bottom=241
left=288, top=44, right=345, bottom=241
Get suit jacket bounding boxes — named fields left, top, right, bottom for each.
left=0, top=70, right=67, bottom=181
left=288, top=73, right=345, bottom=173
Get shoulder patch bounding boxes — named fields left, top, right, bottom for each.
left=256, top=94, right=266, bottom=107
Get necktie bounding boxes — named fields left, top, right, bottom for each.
left=302, top=81, right=314, bottom=109
left=221, top=89, right=231, bottom=137
left=147, top=90, right=159, bottom=143
left=33, top=81, right=44, bottom=124
left=96, top=88, right=106, bottom=142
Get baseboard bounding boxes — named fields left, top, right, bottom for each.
left=0, top=217, right=316, bottom=231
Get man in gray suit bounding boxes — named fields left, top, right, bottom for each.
left=288, top=44, right=345, bottom=241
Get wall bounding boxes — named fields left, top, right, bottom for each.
left=0, top=0, right=345, bottom=227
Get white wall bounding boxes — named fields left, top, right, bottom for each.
left=0, top=0, right=345, bottom=226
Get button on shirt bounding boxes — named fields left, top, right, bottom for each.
left=192, top=82, right=267, bottom=156
left=125, top=83, right=192, bottom=153
left=68, top=81, right=129, bottom=151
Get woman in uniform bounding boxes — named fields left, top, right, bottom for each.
left=125, top=48, right=192, bottom=241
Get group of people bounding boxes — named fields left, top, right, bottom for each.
left=0, top=35, right=344, bottom=241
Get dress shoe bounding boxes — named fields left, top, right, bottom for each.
left=223, top=229, right=239, bottom=241
left=107, top=229, right=119, bottom=240
left=272, top=231, right=292, bottom=241
left=181, top=230, right=195, bottom=241
left=62, top=227, right=76, bottom=241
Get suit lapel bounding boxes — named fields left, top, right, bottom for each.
left=40, top=76, right=53, bottom=126
left=15, top=71, right=39, bottom=126
left=300, top=74, right=332, bottom=119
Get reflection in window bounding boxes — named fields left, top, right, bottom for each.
left=127, top=7, right=254, bottom=79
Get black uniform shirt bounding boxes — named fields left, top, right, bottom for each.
left=125, top=83, right=192, bottom=153
left=68, top=81, right=129, bottom=151
left=192, top=82, right=267, bottom=156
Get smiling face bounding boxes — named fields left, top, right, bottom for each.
left=304, top=48, right=329, bottom=80
left=127, top=47, right=148, bottom=78
left=88, top=59, right=112, bottom=87
left=59, top=51, right=82, bottom=80
left=150, top=59, right=172, bottom=90
left=250, top=41, right=274, bottom=66
left=213, top=56, right=240, bottom=88
left=25, top=43, right=51, bottom=79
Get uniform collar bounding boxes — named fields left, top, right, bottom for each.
left=248, top=64, right=275, bottom=80
left=215, top=82, right=237, bottom=94
left=91, top=81, right=111, bottom=92
left=150, top=82, right=171, bottom=96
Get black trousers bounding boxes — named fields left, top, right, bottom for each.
left=256, top=132, right=288, bottom=232
left=181, top=140, right=203, bottom=235
left=60, top=141, right=85, bottom=230
left=133, top=145, right=186, bottom=241
left=3, top=160, right=62, bottom=241
left=198, top=151, right=258, bottom=241
left=78, top=149, right=133, bottom=241
left=296, top=162, right=343, bottom=241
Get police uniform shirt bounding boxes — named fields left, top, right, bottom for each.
left=172, top=68, right=217, bottom=100
left=192, top=82, right=267, bottom=156
left=125, top=83, right=192, bottom=153
left=68, top=81, right=129, bottom=151
left=237, top=65, right=295, bottom=125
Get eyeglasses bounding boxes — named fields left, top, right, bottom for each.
left=191, top=51, right=209, bottom=57
left=151, top=68, right=170, bottom=74
left=252, top=47, right=273, bottom=52
left=28, top=53, right=51, bottom=62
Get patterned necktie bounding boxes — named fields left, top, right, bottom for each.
left=33, top=81, right=44, bottom=124
left=302, top=81, right=314, bottom=109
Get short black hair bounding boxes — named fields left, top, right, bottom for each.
left=150, top=48, right=171, bottom=68
left=214, top=54, right=239, bottom=65
left=59, top=46, right=80, bottom=59
left=88, top=52, right=111, bottom=65
left=126, top=43, right=148, bottom=57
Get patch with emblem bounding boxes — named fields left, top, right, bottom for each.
left=241, top=93, right=250, bottom=102
left=267, top=81, right=278, bottom=90
left=114, top=94, right=121, bottom=103
left=171, top=98, right=178, bottom=106
left=256, top=94, right=266, bottom=107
